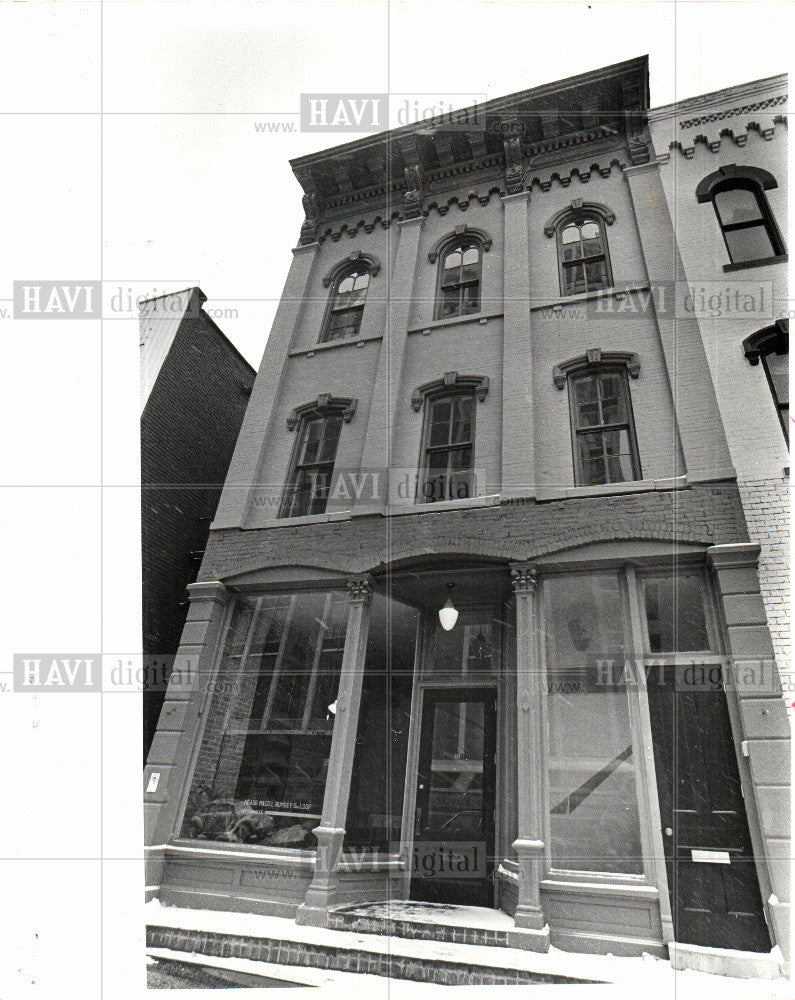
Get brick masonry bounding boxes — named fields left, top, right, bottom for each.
left=141, top=296, right=254, bottom=757
left=145, top=925, right=596, bottom=985
left=200, top=482, right=750, bottom=580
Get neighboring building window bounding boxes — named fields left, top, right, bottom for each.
left=180, top=591, right=349, bottom=849
left=558, top=214, right=612, bottom=296
left=568, top=366, right=641, bottom=486
left=420, top=392, right=476, bottom=502
left=281, top=412, right=343, bottom=518
left=696, top=165, right=786, bottom=269
left=436, top=239, right=481, bottom=319
left=321, top=266, right=370, bottom=342
left=743, top=319, right=789, bottom=443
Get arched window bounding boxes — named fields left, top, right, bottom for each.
left=557, top=214, right=612, bottom=296
left=321, top=266, right=371, bottom=342
left=696, top=165, right=786, bottom=270
left=436, top=239, right=482, bottom=319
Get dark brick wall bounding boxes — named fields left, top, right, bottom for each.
left=141, top=308, right=254, bottom=758
left=199, top=482, right=750, bottom=581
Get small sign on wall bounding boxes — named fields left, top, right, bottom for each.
left=691, top=849, right=731, bottom=864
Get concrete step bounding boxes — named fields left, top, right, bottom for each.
left=329, top=901, right=513, bottom=948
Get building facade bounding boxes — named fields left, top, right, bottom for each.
left=144, top=60, right=790, bottom=970
left=141, top=287, right=254, bottom=758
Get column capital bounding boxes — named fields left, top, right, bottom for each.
left=510, top=562, right=538, bottom=594
left=346, top=574, right=373, bottom=603
left=707, top=542, right=762, bottom=571
left=185, top=581, right=229, bottom=605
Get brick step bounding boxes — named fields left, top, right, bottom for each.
left=329, top=905, right=510, bottom=947
left=146, top=923, right=596, bottom=987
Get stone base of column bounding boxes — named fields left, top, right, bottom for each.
left=295, top=825, right=344, bottom=928
left=507, top=925, right=551, bottom=952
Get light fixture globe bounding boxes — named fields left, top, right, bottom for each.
left=438, top=582, right=459, bottom=631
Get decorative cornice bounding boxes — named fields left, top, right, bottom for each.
left=543, top=199, right=616, bottom=237
left=346, top=574, right=373, bottom=603
left=553, top=349, right=641, bottom=389
left=679, top=95, right=787, bottom=130
left=662, top=117, right=787, bottom=161
left=286, top=394, right=358, bottom=430
left=411, top=372, right=490, bottom=411
left=510, top=562, right=538, bottom=593
left=321, top=251, right=381, bottom=288
left=428, top=225, right=493, bottom=263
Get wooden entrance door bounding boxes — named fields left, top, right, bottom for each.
left=646, top=664, right=771, bottom=952
left=410, top=688, right=497, bottom=907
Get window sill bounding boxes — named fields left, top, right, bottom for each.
left=352, top=494, right=502, bottom=518
left=535, top=476, right=686, bottom=501
left=530, top=283, right=650, bottom=312
left=252, top=510, right=353, bottom=528
left=723, top=253, right=788, bottom=273
left=407, top=311, right=503, bottom=335
left=289, top=332, right=382, bottom=358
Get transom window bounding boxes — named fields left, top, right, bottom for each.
left=281, top=412, right=343, bottom=518
left=420, top=393, right=475, bottom=502
left=436, top=241, right=481, bottom=319
left=558, top=215, right=612, bottom=296
left=569, top=367, right=640, bottom=486
left=322, top=267, right=370, bottom=342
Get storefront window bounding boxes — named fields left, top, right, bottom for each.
left=641, top=572, right=710, bottom=652
left=180, top=590, right=349, bottom=848
left=544, top=573, right=643, bottom=875
left=344, top=594, right=419, bottom=852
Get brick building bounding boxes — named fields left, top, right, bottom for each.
left=141, top=287, right=254, bottom=758
left=144, top=60, right=790, bottom=974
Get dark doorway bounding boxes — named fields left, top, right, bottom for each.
left=410, top=688, right=496, bottom=907
left=646, top=664, right=771, bottom=952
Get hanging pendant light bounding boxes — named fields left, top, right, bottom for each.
left=438, top=582, right=459, bottom=631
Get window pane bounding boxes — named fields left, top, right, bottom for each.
left=642, top=574, right=710, bottom=652
left=724, top=223, right=776, bottom=263
left=714, top=186, right=763, bottom=226
left=598, top=373, right=625, bottom=424
left=584, top=260, right=608, bottom=290
left=545, top=574, right=642, bottom=874
left=461, top=246, right=479, bottom=266
left=450, top=396, right=473, bottom=443
left=181, top=593, right=348, bottom=848
left=765, top=351, right=789, bottom=407
left=580, top=220, right=601, bottom=244
left=440, top=286, right=460, bottom=317
left=573, top=375, right=599, bottom=427
left=345, top=594, right=419, bottom=851
left=429, top=398, right=452, bottom=445
left=577, top=433, right=607, bottom=485
left=564, top=263, right=586, bottom=295
left=318, top=415, right=343, bottom=462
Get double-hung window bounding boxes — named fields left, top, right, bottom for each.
left=281, top=413, right=343, bottom=518
left=419, top=393, right=475, bottom=502
left=569, top=366, right=640, bottom=486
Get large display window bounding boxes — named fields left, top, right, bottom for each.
left=181, top=590, right=348, bottom=848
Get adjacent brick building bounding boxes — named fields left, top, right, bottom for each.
left=144, top=61, right=790, bottom=976
left=141, top=287, right=254, bottom=758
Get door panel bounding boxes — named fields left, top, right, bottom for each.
left=646, top=665, right=771, bottom=952
left=410, top=688, right=496, bottom=906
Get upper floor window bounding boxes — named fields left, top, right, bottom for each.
left=567, top=364, right=640, bottom=486
left=420, top=393, right=475, bottom=502
left=412, top=373, right=490, bottom=503
left=557, top=214, right=612, bottom=296
left=281, top=395, right=357, bottom=518
left=743, top=319, right=789, bottom=443
left=696, top=165, right=786, bottom=270
left=436, top=240, right=481, bottom=319
left=321, top=266, right=370, bottom=342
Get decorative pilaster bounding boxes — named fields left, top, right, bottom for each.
left=501, top=191, right=537, bottom=501
left=296, top=575, right=373, bottom=926
left=356, top=215, right=425, bottom=509
left=214, top=239, right=322, bottom=528
left=507, top=562, right=550, bottom=952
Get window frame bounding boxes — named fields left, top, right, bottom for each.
left=280, top=406, right=347, bottom=519
left=710, top=179, right=785, bottom=268
left=434, top=237, right=483, bottom=320
left=417, top=388, right=477, bottom=503
left=743, top=319, right=789, bottom=443
left=567, top=363, right=641, bottom=487
left=320, top=264, right=372, bottom=343
left=556, top=212, right=613, bottom=297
